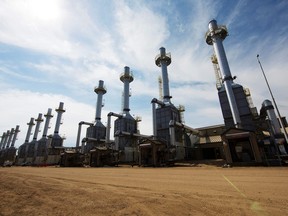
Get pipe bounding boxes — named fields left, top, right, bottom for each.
left=76, top=121, right=94, bottom=148
left=2, top=130, right=10, bottom=149
left=94, top=80, right=107, bottom=122
left=155, top=47, right=172, bottom=104
left=6, top=128, right=14, bottom=148
left=42, top=108, right=53, bottom=138
left=25, top=118, right=35, bottom=143
left=115, top=131, right=150, bottom=138
left=33, top=113, right=43, bottom=141
left=54, top=102, right=65, bottom=135
left=206, top=20, right=241, bottom=128
left=0, top=132, right=6, bottom=149
left=120, top=66, right=133, bottom=116
left=106, top=112, right=123, bottom=143
left=151, top=98, right=164, bottom=137
left=11, top=125, right=20, bottom=147
left=262, top=100, right=282, bottom=135
left=169, top=120, right=176, bottom=146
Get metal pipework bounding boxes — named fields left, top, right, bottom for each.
left=155, top=47, right=172, bottom=104
left=0, top=132, right=6, bottom=149
left=262, top=100, right=282, bottom=135
left=76, top=121, right=94, bottom=148
left=54, top=102, right=65, bottom=135
left=151, top=98, right=165, bottom=137
left=206, top=19, right=241, bottom=128
left=42, top=108, right=53, bottom=138
left=120, top=66, right=133, bottom=115
left=106, top=112, right=123, bottom=143
left=6, top=128, right=14, bottom=148
left=2, top=130, right=10, bottom=149
left=33, top=113, right=43, bottom=141
left=94, top=80, right=107, bottom=122
left=11, top=125, right=20, bottom=147
left=25, top=118, right=35, bottom=143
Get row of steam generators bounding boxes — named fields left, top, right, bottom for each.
left=1, top=20, right=288, bottom=167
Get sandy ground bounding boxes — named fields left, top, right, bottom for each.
left=0, top=165, right=288, bottom=216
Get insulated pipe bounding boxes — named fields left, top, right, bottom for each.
left=94, top=80, right=107, bottom=122
left=115, top=131, right=150, bottom=138
left=151, top=98, right=165, bottom=137
left=25, top=118, right=35, bottom=143
left=3, top=130, right=10, bottom=149
left=54, top=102, right=65, bottom=135
left=169, top=120, right=176, bottom=146
left=6, top=128, right=14, bottom=148
left=33, top=113, right=43, bottom=141
left=11, top=125, right=20, bottom=147
left=120, top=66, right=133, bottom=115
left=76, top=121, right=94, bottom=148
left=155, top=47, right=172, bottom=104
left=172, top=121, right=199, bottom=135
left=262, top=100, right=282, bottom=135
left=206, top=20, right=241, bottom=128
left=42, top=108, right=53, bottom=138
left=106, top=112, right=123, bottom=143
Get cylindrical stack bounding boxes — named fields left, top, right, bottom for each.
left=0, top=132, right=6, bottom=149
left=11, top=125, right=20, bottom=147
left=206, top=19, right=241, bottom=128
left=3, top=130, right=10, bottom=149
left=6, top=128, right=14, bottom=148
left=54, top=102, right=65, bottom=135
left=42, top=108, right=53, bottom=138
left=25, top=118, right=35, bottom=143
left=33, top=113, right=43, bottom=141
left=94, top=80, right=107, bottom=123
left=120, top=66, right=134, bottom=117
left=262, top=100, right=282, bottom=135
left=155, top=47, right=172, bottom=104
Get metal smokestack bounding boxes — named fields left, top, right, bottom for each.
left=3, top=130, right=10, bottom=149
left=54, top=102, right=65, bottom=135
left=0, top=132, right=6, bottom=149
left=33, top=113, right=43, bottom=141
left=11, top=125, right=20, bottom=147
left=262, top=100, right=282, bottom=135
left=6, top=128, right=14, bottom=148
left=25, top=118, right=35, bottom=143
left=206, top=19, right=241, bottom=128
left=120, top=66, right=134, bottom=117
left=155, top=47, right=172, bottom=104
left=94, top=80, right=107, bottom=123
left=42, top=108, right=53, bottom=138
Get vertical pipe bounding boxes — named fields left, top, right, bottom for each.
left=206, top=20, right=241, bottom=128
left=106, top=114, right=111, bottom=143
left=262, top=100, right=282, bottom=135
left=0, top=132, right=6, bottom=149
left=33, top=113, right=43, bottom=141
left=152, top=101, right=157, bottom=137
left=6, top=128, right=14, bottom=148
left=42, top=108, right=53, bottom=138
left=94, top=80, right=107, bottom=122
left=155, top=47, right=172, bottom=104
left=25, top=118, right=35, bottom=143
left=54, top=102, right=65, bottom=135
left=3, top=130, right=10, bottom=149
left=169, top=120, right=175, bottom=146
left=76, top=122, right=82, bottom=148
left=11, top=125, right=20, bottom=147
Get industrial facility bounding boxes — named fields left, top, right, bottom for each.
left=1, top=19, right=287, bottom=167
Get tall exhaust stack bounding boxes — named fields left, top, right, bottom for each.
left=206, top=20, right=241, bottom=128
left=33, top=113, right=43, bottom=141
left=54, top=102, right=65, bottom=136
left=0, top=132, right=6, bottom=149
left=2, top=130, right=10, bottom=149
left=6, top=128, right=14, bottom=148
left=25, top=118, right=35, bottom=143
left=42, top=108, right=53, bottom=138
left=155, top=47, right=172, bottom=104
left=120, top=66, right=134, bottom=118
left=11, top=125, right=20, bottom=147
left=94, top=80, right=106, bottom=124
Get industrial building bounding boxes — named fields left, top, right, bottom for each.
left=1, top=19, right=287, bottom=167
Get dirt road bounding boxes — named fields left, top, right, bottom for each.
left=0, top=166, right=288, bottom=216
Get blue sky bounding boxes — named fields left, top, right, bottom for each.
left=1, top=0, right=288, bottom=147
